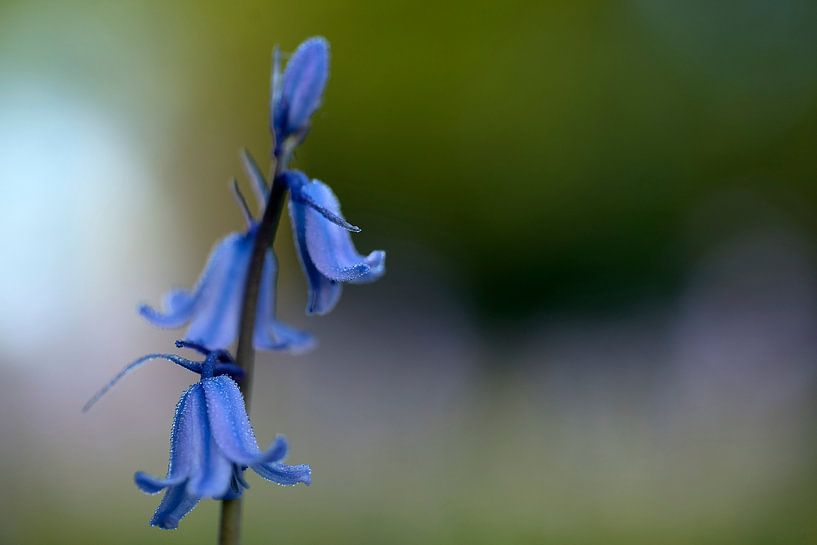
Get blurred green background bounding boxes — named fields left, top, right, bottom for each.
left=2, top=0, right=817, bottom=544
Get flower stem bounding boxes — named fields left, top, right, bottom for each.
left=218, top=159, right=288, bottom=545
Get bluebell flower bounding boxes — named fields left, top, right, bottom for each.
left=284, top=170, right=386, bottom=315
left=271, top=36, right=330, bottom=156
left=84, top=341, right=311, bottom=530
left=139, top=152, right=314, bottom=353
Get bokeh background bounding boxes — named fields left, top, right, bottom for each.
left=2, top=1, right=817, bottom=543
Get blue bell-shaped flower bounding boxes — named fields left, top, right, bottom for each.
left=84, top=342, right=311, bottom=530
left=284, top=170, right=385, bottom=315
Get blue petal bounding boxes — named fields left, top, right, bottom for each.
left=200, top=375, right=259, bottom=464
left=255, top=319, right=316, bottom=354
left=254, top=250, right=315, bottom=353
left=276, top=37, right=329, bottom=139
left=201, top=375, right=289, bottom=466
left=139, top=290, right=197, bottom=328
left=302, top=180, right=386, bottom=283
left=136, top=384, right=200, bottom=493
left=252, top=462, right=312, bottom=487
left=138, top=232, right=240, bottom=329
left=149, top=483, right=200, bottom=530
left=182, top=231, right=254, bottom=349
left=140, top=384, right=206, bottom=529
left=262, top=435, right=289, bottom=462
left=289, top=181, right=342, bottom=315
left=183, top=384, right=233, bottom=498
left=134, top=472, right=185, bottom=495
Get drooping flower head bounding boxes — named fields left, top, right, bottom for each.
left=285, top=170, right=386, bottom=314
left=138, top=152, right=314, bottom=353
left=84, top=341, right=311, bottom=530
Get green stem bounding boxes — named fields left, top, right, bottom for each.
left=217, top=157, right=289, bottom=545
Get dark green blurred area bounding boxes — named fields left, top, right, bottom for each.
left=6, top=0, right=814, bottom=320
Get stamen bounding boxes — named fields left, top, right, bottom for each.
left=294, top=193, right=362, bottom=232
left=175, top=339, right=211, bottom=355
left=230, top=178, right=254, bottom=227
left=82, top=354, right=202, bottom=413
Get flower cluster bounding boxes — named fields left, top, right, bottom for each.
left=86, top=342, right=310, bottom=529
left=87, top=37, right=385, bottom=530
left=141, top=36, right=384, bottom=339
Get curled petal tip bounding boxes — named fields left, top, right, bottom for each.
left=137, top=303, right=155, bottom=320
left=348, top=250, right=386, bottom=284
left=290, top=335, right=318, bottom=355
left=252, top=462, right=312, bottom=487
left=135, top=471, right=186, bottom=495
left=261, top=435, right=289, bottom=463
